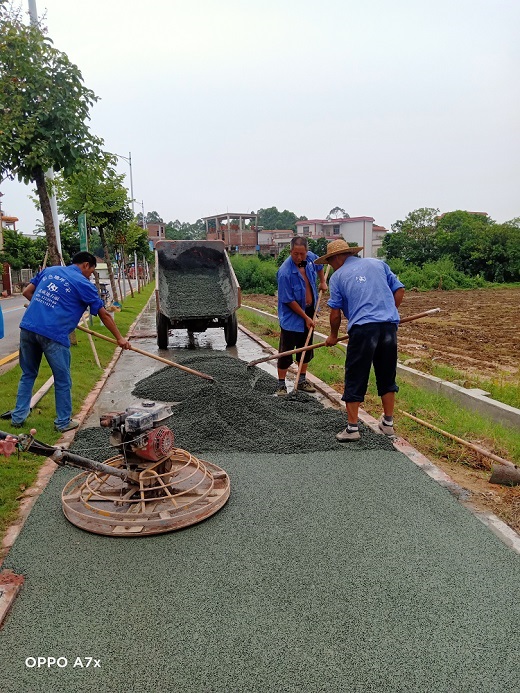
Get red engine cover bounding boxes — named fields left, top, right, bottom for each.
left=134, top=426, right=175, bottom=461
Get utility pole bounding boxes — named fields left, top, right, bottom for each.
left=27, top=0, right=62, bottom=259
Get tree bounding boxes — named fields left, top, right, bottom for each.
left=257, top=207, right=303, bottom=232
left=55, top=154, right=133, bottom=301
left=326, top=206, right=349, bottom=220
left=0, top=227, right=47, bottom=270
left=383, top=207, right=440, bottom=265
left=165, top=218, right=205, bottom=240
left=145, top=210, right=163, bottom=224
left=0, top=7, right=102, bottom=265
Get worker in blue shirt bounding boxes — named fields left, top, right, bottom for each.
left=11, top=251, right=130, bottom=432
left=0, top=301, right=3, bottom=339
left=317, top=239, right=405, bottom=441
left=276, top=236, right=328, bottom=396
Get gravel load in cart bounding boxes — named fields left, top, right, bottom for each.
left=155, top=240, right=241, bottom=348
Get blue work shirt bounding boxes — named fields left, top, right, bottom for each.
left=20, top=265, right=104, bottom=347
left=327, top=256, right=404, bottom=332
left=277, top=251, right=323, bottom=332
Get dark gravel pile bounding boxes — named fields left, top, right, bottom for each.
left=127, top=351, right=395, bottom=455
left=160, top=267, right=232, bottom=318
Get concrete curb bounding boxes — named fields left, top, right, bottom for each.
left=241, top=304, right=520, bottom=429
left=239, top=322, right=520, bottom=555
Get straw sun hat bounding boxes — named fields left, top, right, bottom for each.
left=314, top=239, right=364, bottom=265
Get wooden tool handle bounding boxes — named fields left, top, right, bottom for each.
left=77, top=325, right=214, bottom=381
left=247, top=308, right=441, bottom=367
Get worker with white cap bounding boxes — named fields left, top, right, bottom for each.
left=315, top=239, right=405, bottom=441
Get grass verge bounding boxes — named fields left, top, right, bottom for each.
left=0, top=283, right=155, bottom=541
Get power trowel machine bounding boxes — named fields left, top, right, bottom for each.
left=0, top=403, right=230, bottom=536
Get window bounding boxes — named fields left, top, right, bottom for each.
left=333, top=225, right=340, bottom=235
left=302, top=226, right=310, bottom=236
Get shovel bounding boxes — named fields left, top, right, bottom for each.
left=247, top=308, right=441, bottom=367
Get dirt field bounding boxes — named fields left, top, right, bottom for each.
left=244, top=287, right=520, bottom=383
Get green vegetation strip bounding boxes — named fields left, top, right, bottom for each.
left=237, top=307, right=520, bottom=466
left=0, top=283, right=155, bottom=539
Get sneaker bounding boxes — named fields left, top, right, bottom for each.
left=336, top=427, right=361, bottom=442
left=275, top=385, right=288, bottom=397
left=56, top=419, right=80, bottom=433
left=11, top=420, right=26, bottom=428
left=378, top=416, right=395, bottom=437
left=297, top=380, right=316, bottom=393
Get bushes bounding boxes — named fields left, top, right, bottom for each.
left=388, top=257, right=487, bottom=291
left=230, top=254, right=278, bottom=294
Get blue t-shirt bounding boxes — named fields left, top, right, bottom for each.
left=327, top=256, right=404, bottom=332
left=277, top=251, right=323, bottom=332
left=20, top=265, right=104, bottom=347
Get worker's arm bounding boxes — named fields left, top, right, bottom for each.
left=22, top=283, right=36, bottom=301
left=287, top=300, right=315, bottom=330
left=97, top=307, right=131, bottom=349
left=325, top=308, right=342, bottom=346
left=317, top=268, right=328, bottom=294
left=394, top=287, right=405, bottom=308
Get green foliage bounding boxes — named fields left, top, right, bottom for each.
left=0, top=12, right=102, bottom=183
left=388, top=257, right=487, bottom=290
left=230, top=255, right=278, bottom=294
left=0, top=227, right=46, bottom=270
left=0, top=7, right=103, bottom=263
left=165, top=218, right=205, bottom=240
left=326, top=206, right=349, bottom=219
left=257, top=206, right=306, bottom=232
left=383, top=208, right=520, bottom=283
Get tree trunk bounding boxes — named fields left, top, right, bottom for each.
left=98, top=225, right=119, bottom=303
left=34, top=166, right=61, bottom=266
left=122, top=254, right=134, bottom=298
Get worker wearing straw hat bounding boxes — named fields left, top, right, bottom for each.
left=315, top=239, right=405, bottom=441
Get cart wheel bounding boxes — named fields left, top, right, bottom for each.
left=157, top=312, right=169, bottom=349
left=224, top=312, right=238, bottom=347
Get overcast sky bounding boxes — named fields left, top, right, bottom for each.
left=2, top=0, right=519, bottom=233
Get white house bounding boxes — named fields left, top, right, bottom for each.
left=295, top=217, right=388, bottom=258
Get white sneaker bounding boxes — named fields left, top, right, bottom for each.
left=378, top=416, right=395, bottom=437
left=336, top=427, right=361, bottom=442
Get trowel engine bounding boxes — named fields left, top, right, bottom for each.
left=100, top=402, right=174, bottom=465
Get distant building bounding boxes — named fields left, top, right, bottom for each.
left=204, top=212, right=258, bottom=254
left=295, top=217, right=389, bottom=258
left=257, top=230, right=294, bottom=256
left=146, top=222, right=166, bottom=248
left=0, top=197, right=19, bottom=294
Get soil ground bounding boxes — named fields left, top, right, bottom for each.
left=244, top=286, right=520, bottom=383
left=242, top=287, right=520, bottom=532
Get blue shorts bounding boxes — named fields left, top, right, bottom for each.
left=342, top=322, right=399, bottom=403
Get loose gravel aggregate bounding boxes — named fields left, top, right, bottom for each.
left=131, top=351, right=395, bottom=454
left=159, top=263, right=234, bottom=319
